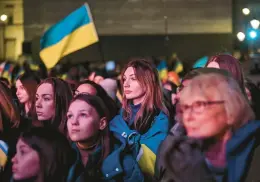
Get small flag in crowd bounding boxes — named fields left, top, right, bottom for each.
left=157, top=60, right=168, bottom=82
left=0, top=140, right=8, bottom=169
left=173, top=61, right=183, bottom=74
left=1, top=63, right=14, bottom=83
left=40, top=3, right=99, bottom=69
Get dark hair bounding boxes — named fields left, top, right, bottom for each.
left=0, top=77, right=10, bottom=88
left=179, top=68, right=232, bottom=91
left=19, top=127, right=74, bottom=182
left=33, top=78, right=73, bottom=134
left=163, top=81, right=177, bottom=94
left=17, top=73, right=40, bottom=117
left=245, top=78, right=260, bottom=120
left=0, top=81, right=20, bottom=133
left=76, top=80, right=118, bottom=121
left=69, top=94, right=110, bottom=167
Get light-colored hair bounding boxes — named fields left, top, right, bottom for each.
left=179, top=73, right=255, bottom=130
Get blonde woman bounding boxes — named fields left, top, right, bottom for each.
left=156, top=71, right=258, bottom=182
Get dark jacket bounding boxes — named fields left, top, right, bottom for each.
left=155, top=120, right=260, bottom=182
left=67, top=141, right=144, bottom=182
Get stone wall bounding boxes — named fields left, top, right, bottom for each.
left=24, top=0, right=232, bottom=40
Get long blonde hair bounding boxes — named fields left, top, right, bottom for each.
left=121, top=58, right=168, bottom=133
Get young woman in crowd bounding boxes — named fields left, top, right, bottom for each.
left=109, top=58, right=169, bottom=178
left=34, top=77, right=73, bottom=134
left=11, top=127, right=74, bottom=182
left=156, top=72, right=259, bottom=182
left=74, top=80, right=118, bottom=121
left=15, top=73, right=40, bottom=121
left=66, top=94, right=143, bottom=182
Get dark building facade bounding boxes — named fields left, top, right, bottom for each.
left=23, top=0, right=233, bottom=63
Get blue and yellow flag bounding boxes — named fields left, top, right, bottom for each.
left=40, top=3, right=99, bottom=69
left=2, top=63, right=14, bottom=83
left=157, top=60, right=168, bottom=82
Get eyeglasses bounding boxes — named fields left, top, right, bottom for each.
left=179, top=100, right=225, bottom=114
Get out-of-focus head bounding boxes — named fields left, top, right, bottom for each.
left=0, top=77, right=10, bottom=88
left=0, top=81, right=20, bottom=132
left=75, top=80, right=118, bottom=121
left=245, top=78, right=260, bottom=119
left=177, top=68, right=230, bottom=99
left=75, top=81, right=97, bottom=96
left=206, top=54, right=246, bottom=96
left=179, top=73, right=254, bottom=139
left=99, top=78, right=118, bottom=100
left=12, top=127, right=73, bottom=182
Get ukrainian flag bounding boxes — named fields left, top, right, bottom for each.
left=157, top=60, right=168, bottom=83
left=40, top=3, right=99, bottom=69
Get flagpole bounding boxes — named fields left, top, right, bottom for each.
left=84, top=3, right=105, bottom=63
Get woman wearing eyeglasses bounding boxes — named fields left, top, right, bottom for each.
left=155, top=72, right=260, bottom=182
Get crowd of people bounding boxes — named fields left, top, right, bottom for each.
left=0, top=54, right=259, bottom=182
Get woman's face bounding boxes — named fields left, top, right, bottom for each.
left=75, top=84, right=97, bottom=96
left=207, top=61, right=220, bottom=69
left=180, top=90, right=228, bottom=139
left=12, top=139, right=40, bottom=180
left=123, top=67, right=145, bottom=105
left=16, top=79, right=30, bottom=104
left=67, top=100, right=103, bottom=142
left=35, top=83, right=55, bottom=121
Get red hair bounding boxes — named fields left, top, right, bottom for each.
left=206, top=54, right=247, bottom=96
left=121, top=58, right=168, bottom=133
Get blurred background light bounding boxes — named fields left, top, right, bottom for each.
left=237, top=32, right=245, bottom=41
left=242, top=8, right=250, bottom=15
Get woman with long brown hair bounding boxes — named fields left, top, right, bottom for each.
left=66, top=94, right=143, bottom=182
left=11, top=127, right=74, bottom=182
left=15, top=73, right=40, bottom=121
left=33, top=77, right=73, bottom=135
left=109, top=57, right=169, bottom=178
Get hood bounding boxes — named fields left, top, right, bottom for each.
left=226, top=120, right=260, bottom=182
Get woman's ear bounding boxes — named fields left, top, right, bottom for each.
left=99, top=117, right=107, bottom=130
